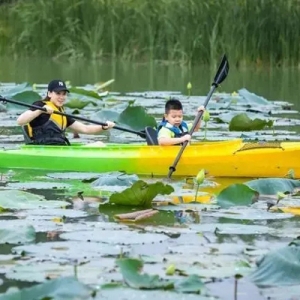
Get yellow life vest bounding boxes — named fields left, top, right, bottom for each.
left=44, top=100, right=67, bottom=130
left=24, top=101, right=69, bottom=145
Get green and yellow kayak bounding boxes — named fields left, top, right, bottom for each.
left=0, top=139, right=299, bottom=178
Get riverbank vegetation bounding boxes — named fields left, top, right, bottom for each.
left=0, top=0, right=299, bottom=67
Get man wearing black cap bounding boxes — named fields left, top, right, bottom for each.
left=17, top=79, right=115, bottom=146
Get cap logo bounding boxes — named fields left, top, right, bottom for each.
left=59, top=81, right=64, bottom=86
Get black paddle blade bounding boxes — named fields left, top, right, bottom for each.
left=145, top=126, right=159, bottom=145
left=213, top=54, right=229, bottom=86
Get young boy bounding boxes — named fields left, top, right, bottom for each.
left=157, top=99, right=205, bottom=146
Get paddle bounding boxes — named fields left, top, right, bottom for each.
left=167, top=54, right=229, bottom=178
left=0, top=96, right=147, bottom=138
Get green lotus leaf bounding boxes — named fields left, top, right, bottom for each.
left=229, top=113, right=273, bottom=131
left=216, top=183, right=259, bottom=208
left=249, top=239, right=300, bottom=286
left=108, top=180, right=174, bottom=207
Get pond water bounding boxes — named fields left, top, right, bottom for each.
left=0, top=58, right=300, bottom=300
left=1, top=57, right=300, bottom=110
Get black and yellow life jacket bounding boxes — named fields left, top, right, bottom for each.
left=157, top=120, right=189, bottom=137
left=24, top=101, right=70, bottom=146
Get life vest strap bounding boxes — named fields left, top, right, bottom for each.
left=21, top=125, right=33, bottom=144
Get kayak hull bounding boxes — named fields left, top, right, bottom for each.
left=0, top=139, right=299, bottom=178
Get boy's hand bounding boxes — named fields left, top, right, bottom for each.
left=180, top=134, right=191, bottom=143
left=197, top=105, right=205, bottom=112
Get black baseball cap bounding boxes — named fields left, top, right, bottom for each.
left=47, top=80, right=70, bottom=93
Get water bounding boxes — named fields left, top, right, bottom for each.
left=0, top=57, right=299, bottom=110
left=0, top=57, right=300, bottom=299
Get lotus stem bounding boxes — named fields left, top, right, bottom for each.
left=194, top=183, right=200, bottom=202
left=204, top=122, right=208, bottom=140
left=74, top=263, right=78, bottom=279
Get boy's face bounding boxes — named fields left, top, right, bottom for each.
left=164, top=109, right=183, bottom=127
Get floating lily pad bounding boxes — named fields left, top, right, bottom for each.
left=2, top=82, right=32, bottom=96
left=216, top=111, right=270, bottom=124
left=117, top=105, right=157, bottom=131
left=156, top=203, right=219, bottom=211
left=98, top=287, right=212, bottom=300
left=1, top=219, right=127, bottom=234
left=47, top=172, right=102, bottom=180
left=245, top=178, right=300, bottom=195
left=60, top=229, right=169, bottom=245
left=92, top=103, right=157, bottom=133
left=82, top=221, right=129, bottom=230
left=1, top=83, right=300, bottom=298
left=0, top=102, right=6, bottom=111
left=249, top=239, right=300, bottom=286
left=243, top=247, right=270, bottom=258
left=108, top=180, right=174, bottom=208
left=238, top=88, right=270, bottom=105
left=204, top=207, right=293, bottom=220
left=143, top=225, right=194, bottom=235
left=69, top=87, right=103, bottom=100
left=0, top=255, right=17, bottom=261
left=116, top=258, right=206, bottom=294
left=229, top=113, right=273, bottom=131
left=216, top=183, right=259, bottom=208
left=208, top=277, right=264, bottom=300
left=189, top=223, right=269, bottom=235
left=91, top=109, right=120, bottom=123
left=0, top=276, right=93, bottom=299
left=3, top=92, right=41, bottom=111
left=0, top=219, right=63, bottom=233
left=5, top=259, right=118, bottom=285
left=168, top=243, right=245, bottom=256
left=0, top=190, right=70, bottom=210
left=12, top=241, right=127, bottom=260
left=117, top=258, right=173, bottom=290
left=0, top=224, right=35, bottom=244
left=180, top=263, right=251, bottom=279
left=258, top=285, right=300, bottom=300
left=92, top=172, right=139, bottom=187
left=163, top=253, right=252, bottom=278
left=269, top=224, right=300, bottom=239
left=16, top=208, right=88, bottom=219
left=11, top=91, right=41, bottom=105
left=6, top=181, right=71, bottom=190
left=65, top=98, right=97, bottom=109
left=0, top=255, right=17, bottom=275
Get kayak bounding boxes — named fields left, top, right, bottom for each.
left=0, top=139, right=299, bottom=178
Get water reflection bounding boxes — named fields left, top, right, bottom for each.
left=0, top=57, right=299, bottom=110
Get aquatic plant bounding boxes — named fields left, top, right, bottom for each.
left=202, top=110, right=210, bottom=139
left=194, top=169, right=205, bottom=202
left=0, top=0, right=299, bottom=66
left=187, top=82, right=192, bottom=96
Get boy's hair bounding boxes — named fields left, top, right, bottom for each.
left=165, top=99, right=183, bottom=114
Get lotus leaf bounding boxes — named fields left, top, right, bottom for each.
left=108, top=180, right=174, bottom=207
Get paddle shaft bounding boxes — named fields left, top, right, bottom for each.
left=167, top=84, right=217, bottom=178
left=167, top=54, right=229, bottom=178
left=0, top=97, right=146, bottom=138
